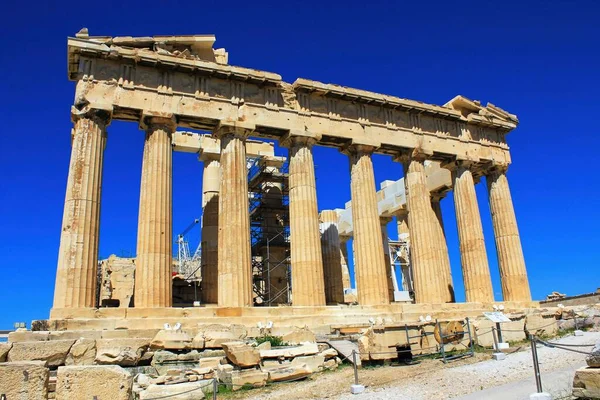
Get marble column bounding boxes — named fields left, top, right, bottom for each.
left=53, top=107, right=110, bottom=309
left=380, top=217, right=396, bottom=302
left=320, top=210, right=345, bottom=304
left=200, top=154, right=220, bottom=304
left=135, top=116, right=175, bottom=308
left=431, top=195, right=455, bottom=303
left=452, top=163, right=494, bottom=303
left=487, top=167, right=531, bottom=301
left=285, top=135, right=326, bottom=306
left=339, top=237, right=352, bottom=291
left=400, top=154, right=445, bottom=303
left=347, top=145, right=389, bottom=305
left=214, top=122, right=254, bottom=307
left=395, top=211, right=413, bottom=292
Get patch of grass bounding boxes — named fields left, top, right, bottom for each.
left=255, top=335, right=287, bottom=347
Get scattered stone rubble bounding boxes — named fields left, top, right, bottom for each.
left=573, top=341, right=600, bottom=399
left=2, top=306, right=600, bottom=399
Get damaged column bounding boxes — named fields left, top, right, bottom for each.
left=135, top=115, right=176, bottom=308
left=53, top=106, right=111, bottom=309
left=283, top=132, right=326, bottom=306
left=346, top=143, right=389, bottom=305
left=200, top=153, right=220, bottom=304
left=486, top=166, right=531, bottom=301
left=214, top=122, right=254, bottom=307
left=451, top=161, right=494, bottom=303
left=320, top=210, right=345, bottom=304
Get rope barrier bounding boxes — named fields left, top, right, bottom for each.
left=537, top=338, right=594, bottom=356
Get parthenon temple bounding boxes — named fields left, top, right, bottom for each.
left=51, top=30, right=534, bottom=330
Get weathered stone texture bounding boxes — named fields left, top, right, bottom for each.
left=135, top=118, right=174, bottom=308
left=573, top=366, right=600, bottom=399
left=348, top=145, right=389, bottom=305
left=287, top=137, right=326, bottom=306
left=65, top=338, right=96, bottom=365
left=140, top=382, right=207, bottom=399
left=95, top=338, right=150, bottom=366
left=99, top=255, right=135, bottom=307
left=0, top=361, right=48, bottom=399
left=56, top=365, right=132, bottom=400
left=453, top=165, right=494, bottom=302
left=8, top=339, right=75, bottom=367
left=215, top=126, right=253, bottom=307
left=487, top=169, right=531, bottom=302
left=200, top=157, right=220, bottom=304
left=222, top=341, right=260, bottom=367
left=0, top=342, right=12, bottom=362
left=53, top=110, right=108, bottom=309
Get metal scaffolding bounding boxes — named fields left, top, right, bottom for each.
left=388, top=237, right=414, bottom=299
left=248, top=157, right=291, bottom=306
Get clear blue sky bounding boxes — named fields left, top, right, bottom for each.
left=1, top=0, right=599, bottom=329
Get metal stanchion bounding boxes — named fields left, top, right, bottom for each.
left=213, top=378, right=218, bottom=400
left=530, top=335, right=543, bottom=393
left=350, top=350, right=365, bottom=394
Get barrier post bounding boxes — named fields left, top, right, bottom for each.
left=530, top=335, right=543, bottom=393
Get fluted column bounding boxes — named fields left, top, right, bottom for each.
left=452, top=162, right=494, bottom=302
left=284, top=134, right=325, bottom=306
left=487, top=167, right=531, bottom=301
left=399, top=154, right=445, bottom=303
left=431, top=195, right=455, bottom=302
left=380, top=217, right=396, bottom=302
left=53, top=107, right=111, bottom=309
left=135, top=116, right=175, bottom=308
left=347, top=145, right=389, bottom=305
left=320, top=210, right=345, bottom=304
left=200, top=155, right=220, bottom=304
left=214, top=122, right=254, bottom=307
left=339, top=237, right=352, bottom=291
left=395, top=211, right=413, bottom=292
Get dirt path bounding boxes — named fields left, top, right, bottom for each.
left=228, top=332, right=599, bottom=400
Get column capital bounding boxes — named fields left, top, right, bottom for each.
left=431, top=190, right=449, bottom=203
left=342, top=141, right=379, bottom=157
left=139, top=112, right=177, bottom=132
left=71, top=105, right=112, bottom=126
left=280, top=129, right=321, bottom=148
left=380, top=216, right=393, bottom=225
left=485, top=163, right=510, bottom=176
left=393, top=148, right=431, bottom=165
left=213, top=120, right=255, bottom=139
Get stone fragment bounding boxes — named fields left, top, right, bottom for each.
left=8, top=339, right=75, bottom=367
left=259, top=343, right=319, bottom=359
left=222, top=341, right=260, bottom=367
left=256, top=341, right=271, bottom=351
left=323, top=359, right=337, bottom=370
left=0, top=361, right=48, bottom=399
left=587, top=343, right=600, bottom=368
left=136, top=373, right=152, bottom=388
left=198, top=356, right=225, bottom=370
left=280, top=327, right=316, bottom=345
left=0, top=342, right=12, bottom=362
left=151, top=350, right=179, bottom=363
left=140, top=382, right=207, bottom=399
left=573, top=366, right=600, bottom=399
left=192, top=367, right=213, bottom=375
left=191, top=334, right=205, bottom=349
left=95, top=338, right=149, bottom=366
left=229, top=369, right=268, bottom=391
left=291, top=355, right=325, bottom=373
left=265, top=363, right=311, bottom=382
left=177, top=350, right=200, bottom=361
left=8, top=330, right=50, bottom=342
left=216, top=363, right=234, bottom=382
left=202, top=330, right=239, bottom=349
left=66, top=339, right=96, bottom=365
left=56, top=365, right=132, bottom=400
left=150, top=329, right=192, bottom=350
left=319, top=348, right=338, bottom=359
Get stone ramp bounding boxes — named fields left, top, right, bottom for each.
left=325, top=340, right=361, bottom=367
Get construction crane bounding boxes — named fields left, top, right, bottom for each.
left=175, top=218, right=202, bottom=280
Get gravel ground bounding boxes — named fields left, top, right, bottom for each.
left=233, top=331, right=599, bottom=400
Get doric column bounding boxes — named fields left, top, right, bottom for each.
left=283, top=133, right=325, bottom=306
left=431, top=195, right=455, bottom=303
left=135, top=115, right=175, bottom=308
left=395, top=211, right=413, bottom=292
left=452, top=162, right=494, bottom=302
left=200, top=154, right=220, bottom=304
left=339, top=236, right=352, bottom=291
left=213, top=122, right=254, bottom=307
left=398, top=153, right=445, bottom=303
left=487, top=167, right=531, bottom=301
left=380, top=217, right=396, bottom=302
left=53, top=106, right=111, bottom=309
left=320, top=210, right=345, bottom=304
left=346, top=144, right=389, bottom=305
